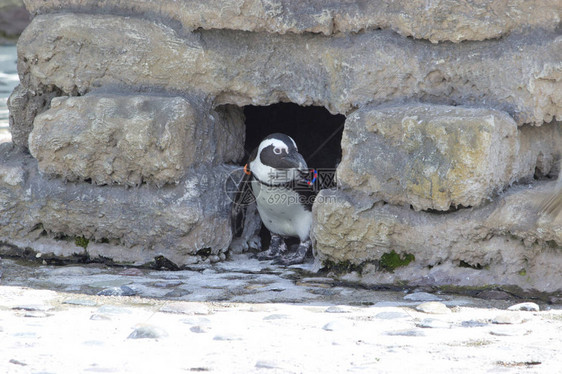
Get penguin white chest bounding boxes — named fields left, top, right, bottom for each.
left=251, top=180, right=312, bottom=241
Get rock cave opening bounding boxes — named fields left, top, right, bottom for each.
left=242, top=102, right=346, bottom=247
left=243, top=103, right=345, bottom=169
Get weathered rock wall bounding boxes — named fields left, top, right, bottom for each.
left=13, top=13, right=561, bottom=125
left=1, top=0, right=561, bottom=291
left=23, top=0, right=562, bottom=43
left=0, top=143, right=235, bottom=266
left=312, top=184, right=561, bottom=292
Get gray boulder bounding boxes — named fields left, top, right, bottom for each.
left=28, top=94, right=245, bottom=186
left=0, top=143, right=235, bottom=267
left=337, top=104, right=561, bottom=211
left=312, top=185, right=562, bottom=292
left=8, top=84, right=61, bottom=148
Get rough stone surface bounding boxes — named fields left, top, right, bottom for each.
left=0, top=143, right=235, bottom=266
left=8, top=84, right=61, bottom=148
left=339, top=105, right=561, bottom=210
left=17, top=13, right=562, bottom=125
left=508, top=302, right=540, bottom=312
left=415, top=318, right=450, bottom=329
left=312, top=185, right=562, bottom=292
left=28, top=94, right=244, bottom=186
left=23, top=0, right=562, bottom=43
left=415, top=302, right=451, bottom=315
left=0, top=255, right=561, bottom=373
left=338, top=105, right=555, bottom=211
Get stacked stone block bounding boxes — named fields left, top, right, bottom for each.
left=0, top=0, right=560, bottom=290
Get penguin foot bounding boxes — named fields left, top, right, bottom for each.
left=256, top=234, right=287, bottom=261
left=273, top=240, right=310, bottom=265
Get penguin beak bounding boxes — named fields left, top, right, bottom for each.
left=282, top=152, right=308, bottom=171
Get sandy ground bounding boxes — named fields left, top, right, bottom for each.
left=1, top=255, right=562, bottom=374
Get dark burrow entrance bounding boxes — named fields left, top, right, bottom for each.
left=242, top=103, right=346, bottom=249
left=243, top=103, right=345, bottom=169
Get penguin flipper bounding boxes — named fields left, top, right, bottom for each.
left=538, top=188, right=562, bottom=219
left=539, top=160, right=562, bottom=219
left=231, top=169, right=256, bottom=237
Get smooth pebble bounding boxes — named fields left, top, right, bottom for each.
left=375, top=311, right=410, bottom=320
left=153, top=280, right=183, bottom=288
left=322, top=320, right=353, bottom=331
left=386, top=329, right=425, bottom=337
left=97, top=285, right=137, bottom=297
left=492, top=312, right=524, bottom=325
left=415, top=302, right=451, bottom=314
left=325, top=306, right=351, bottom=313
left=190, top=325, right=209, bottom=333
left=63, top=299, right=97, bottom=307
left=461, top=320, right=488, bottom=328
left=255, top=360, right=283, bottom=369
left=263, top=314, right=291, bottom=320
left=13, top=304, right=53, bottom=312
left=24, top=311, right=50, bottom=318
left=128, top=325, right=168, bottom=339
left=213, top=334, right=242, bottom=341
left=416, top=318, right=450, bottom=329
left=404, top=292, right=443, bottom=302
left=489, top=327, right=528, bottom=336
left=507, top=302, right=540, bottom=312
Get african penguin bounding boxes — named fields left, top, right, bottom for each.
left=232, top=133, right=316, bottom=265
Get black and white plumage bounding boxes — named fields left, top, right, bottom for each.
left=232, top=133, right=317, bottom=265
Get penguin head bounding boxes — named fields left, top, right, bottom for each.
left=249, top=133, right=308, bottom=184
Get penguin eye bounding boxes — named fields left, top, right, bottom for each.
left=273, top=147, right=283, bottom=155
